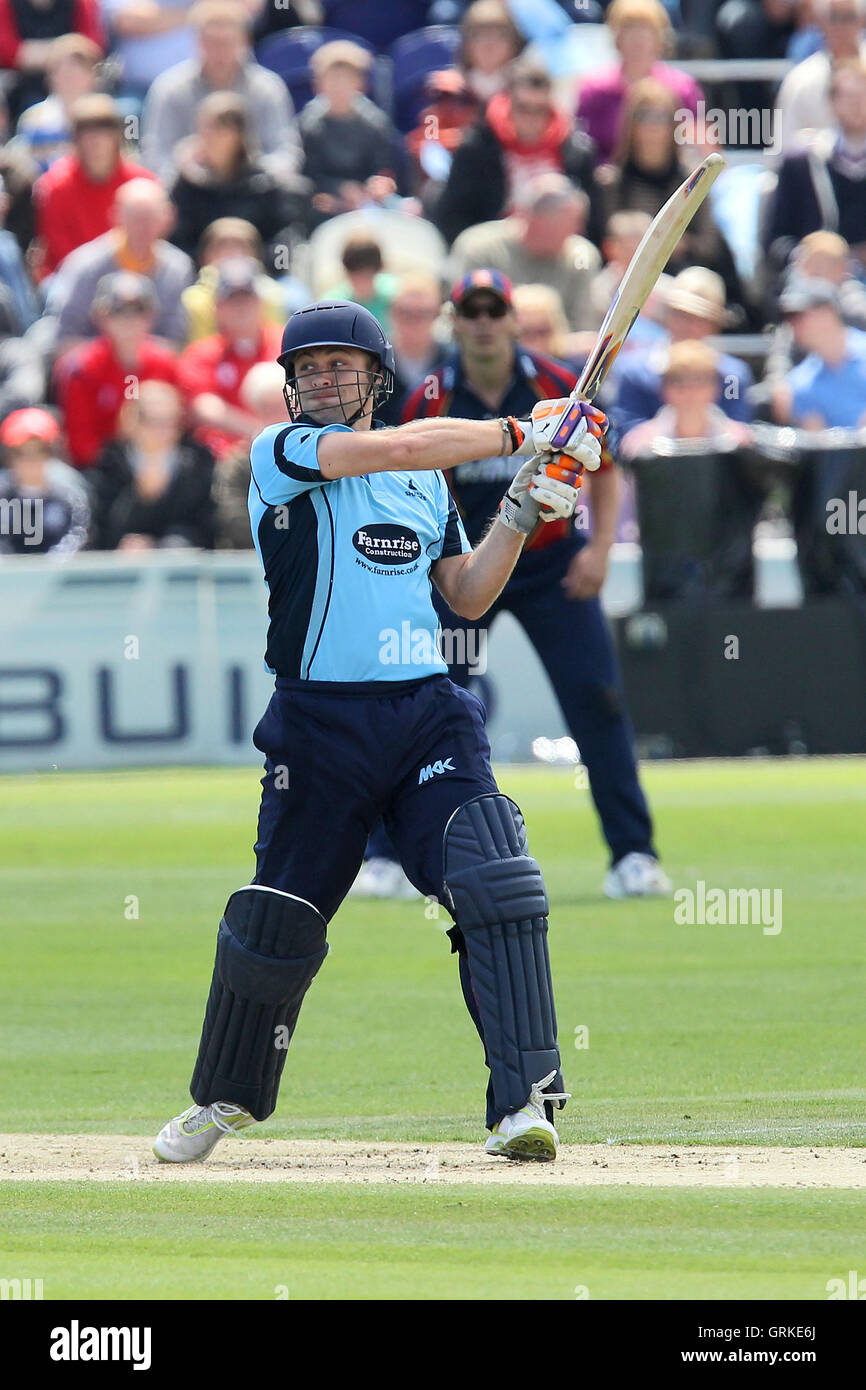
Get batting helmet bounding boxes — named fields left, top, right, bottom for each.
left=277, top=300, right=395, bottom=424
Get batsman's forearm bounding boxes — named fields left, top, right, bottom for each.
left=318, top=417, right=508, bottom=478
left=441, top=519, right=525, bottom=620
left=385, top=417, right=508, bottom=473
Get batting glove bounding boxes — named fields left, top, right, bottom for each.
left=512, top=398, right=607, bottom=471
left=499, top=455, right=584, bottom=535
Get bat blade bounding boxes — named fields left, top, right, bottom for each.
left=575, top=152, right=726, bottom=403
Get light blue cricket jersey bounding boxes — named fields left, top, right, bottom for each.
left=248, top=420, right=471, bottom=683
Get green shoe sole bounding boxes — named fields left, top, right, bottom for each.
left=502, top=1128, right=557, bottom=1161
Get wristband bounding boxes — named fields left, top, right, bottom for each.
left=498, top=416, right=524, bottom=455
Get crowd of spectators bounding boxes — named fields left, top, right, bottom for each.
left=0, top=0, right=865, bottom=599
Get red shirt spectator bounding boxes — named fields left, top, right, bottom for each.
left=0, top=0, right=104, bottom=69
left=33, top=94, right=156, bottom=276
left=176, top=257, right=283, bottom=459
left=53, top=272, right=177, bottom=467
left=177, top=323, right=283, bottom=459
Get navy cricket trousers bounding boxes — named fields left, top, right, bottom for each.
left=252, top=675, right=498, bottom=921
left=251, top=674, right=525, bottom=1127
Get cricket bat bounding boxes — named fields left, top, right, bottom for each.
left=576, top=152, right=726, bottom=405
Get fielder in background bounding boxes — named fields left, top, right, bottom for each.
left=154, top=299, right=605, bottom=1165
left=355, top=270, right=672, bottom=902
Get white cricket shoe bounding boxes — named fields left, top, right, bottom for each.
left=349, top=857, right=421, bottom=900
left=604, top=852, right=673, bottom=899
left=153, top=1101, right=255, bottom=1163
left=484, top=1070, right=570, bottom=1161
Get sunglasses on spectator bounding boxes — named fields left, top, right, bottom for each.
left=457, top=298, right=509, bottom=319
left=827, top=9, right=860, bottom=20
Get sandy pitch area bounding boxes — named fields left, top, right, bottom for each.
left=1, top=1134, right=864, bottom=1186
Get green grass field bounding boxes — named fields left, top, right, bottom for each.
left=1, top=759, right=865, bottom=1299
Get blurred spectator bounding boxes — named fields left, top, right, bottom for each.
left=104, top=0, right=198, bottom=107
left=785, top=6, right=826, bottom=64
left=375, top=271, right=445, bottom=423
left=716, top=0, right=797, bottom=63
left=32, top=95, right=157, bottom=279
left=51, top=179, right=193, bottom=350
left=775, top=280, right=866, bottom=426
left=614, top=267, right=755, bottom=432
left=13, top=34, right=101, bottom=174
left=761, top=232, right=866, bottom=413
left=511, top=281, right=572, bottom=358
left=175, top=256, right=283, bottom=459
left=778, top=0, right=866, bottom=147
left=620, top=340, right=763, bottom=602
left=324, top=235, right=399, bottom=333
left=182, top=218, right=287, bottom=342
left=595, top=79, right=747, bottom=316
left=589, top=209, right=655, bottom=329
left=406, top=69, right=481, bottom=208
left=0, top=407, right=89, bottom=555
left=764, top=57, right=866, bottom=276
left=460, top=0, right=525, bottom=104
left=449, top=173, right=600, bottom=329
left=575, top=0, right=703, bottom=166
left=141, top=0, right=301, bottom=186
left=0, top=89, right=38, bottom=255
left=0, top=174, right=40, bottom=333
left=87, top=380, right=215, bottom=551
left=169, top=93, right=306, bottom=262
left=434, top=57, right=598, bottom=245
left=213, top=360, right=287, bottom=549
left=53, top=273, right=178, bottom=469
left=0, top=0, right=105, bottom=123
left=0, top=295, right=44, bottom=414
left=301, top=40, right=405, bottom=223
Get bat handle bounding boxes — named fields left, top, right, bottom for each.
left=527, top=451, right=585, bottom=517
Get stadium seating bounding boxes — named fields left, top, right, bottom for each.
left=294, top=209, right=448, bottom=297
left=387, top=26, right=462, bottom=133
left=254, top=26, right=381, bottom=114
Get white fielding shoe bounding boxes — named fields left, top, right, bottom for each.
left=153, top=1102, right=255, bottom=1163
left=349, top=857, right=421, bottom=900
left=604, top=852, right=673, bottom=899
left=484, top=1071, right=570, bottom=1161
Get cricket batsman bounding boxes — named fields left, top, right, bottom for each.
left=154, top=300, right=604, bottom=1164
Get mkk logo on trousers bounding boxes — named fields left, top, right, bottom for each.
left=419, top=758, right=455, bottom=784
